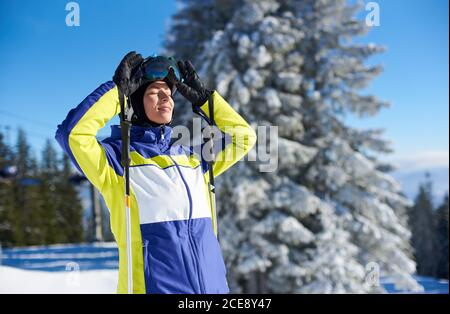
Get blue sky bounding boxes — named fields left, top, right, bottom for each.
left=0, top=0, right=178, bottom=154
left=0, top=0, right=448, bottom=173
left=348, top=0, right=449, bottom=170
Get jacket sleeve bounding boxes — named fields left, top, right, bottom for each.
left=195, top=91, right=257, bottom=178
left=55, top=81, right=122, bottom=193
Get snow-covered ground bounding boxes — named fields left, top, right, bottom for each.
left=0, top=243, right=448, bottom=294
left=0, top=266, right=117, bottom=294
left=0, top=242, right=118, bottom=294
left=381, top=276, right=448, bottom=294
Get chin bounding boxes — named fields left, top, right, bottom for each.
left=149, top=114, right=172, bottom=125
left=162, top=115, right=173, bottom=124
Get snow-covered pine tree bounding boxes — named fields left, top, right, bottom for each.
left=166, top=0, right=420, bottom=292
left=165, top=0, right=235, bottom=62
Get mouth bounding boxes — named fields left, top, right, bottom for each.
left=157, top=106, right=172, bottom=112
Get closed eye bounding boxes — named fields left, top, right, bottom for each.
left=146, top=90, right=171, bottom=96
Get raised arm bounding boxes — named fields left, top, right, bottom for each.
left=196, top=91, right=257, bottom=177
left=55, top=52, right=144, bottom=192
left=55, top=81, right=121, bottom=192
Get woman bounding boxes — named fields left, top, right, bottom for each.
left=55, top=52, right=256, bottom=294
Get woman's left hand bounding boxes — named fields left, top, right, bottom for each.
left=167, top=60, right=212, bottom=107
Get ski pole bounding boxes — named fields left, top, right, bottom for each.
left=119, top=89, right=133, bottom=294
left=206, top=93, right=219, bottom=241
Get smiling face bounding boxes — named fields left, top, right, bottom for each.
left=142, top=80, right=174, bottom=125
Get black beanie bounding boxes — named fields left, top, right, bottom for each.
left=129, top=78, right=175, bottom=127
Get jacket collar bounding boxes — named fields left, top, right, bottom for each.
left=109, top=124, right=172, bottom=148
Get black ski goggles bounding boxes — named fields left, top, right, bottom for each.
left=134, top=55, right=182, bottom=84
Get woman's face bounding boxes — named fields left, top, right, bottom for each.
left=142, top=80, right=174, bottom=124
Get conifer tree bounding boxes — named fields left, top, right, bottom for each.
left=434, top=192, right=449, bottom=279
left=166, top=0, right=420, bottom=292
left=409, top=174, right=437, bottom=277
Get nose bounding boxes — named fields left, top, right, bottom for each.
left=159, top=90, right=170, bottom=102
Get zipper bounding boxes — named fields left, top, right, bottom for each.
left=142, top=240, right=152, bottom=293
left=160, top=125, right=165, bottom=141
left=168, top=155, right=205, bottom=293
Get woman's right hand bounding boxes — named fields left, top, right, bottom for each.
left=113, top=51, right=143, bottom=96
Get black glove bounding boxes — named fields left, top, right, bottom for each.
left=167, top=60, right=212, bottom=108
left=113, top=51, right=144, bottom=97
